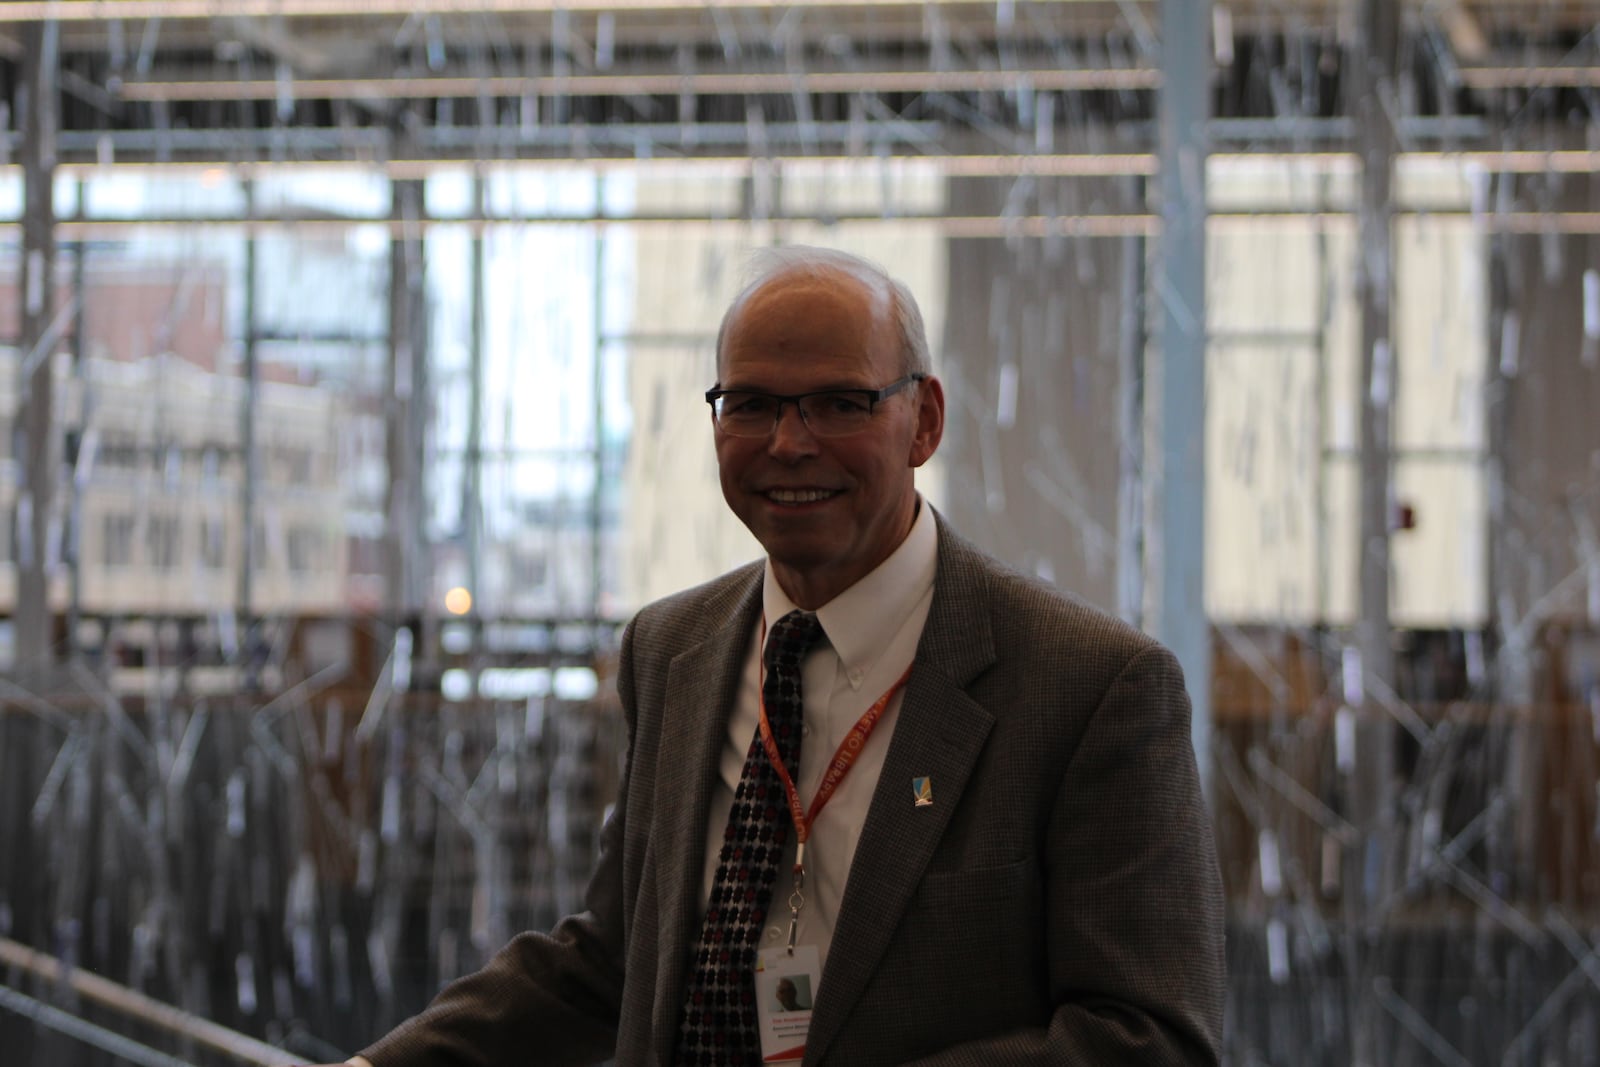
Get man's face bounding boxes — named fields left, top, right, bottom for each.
left=715, top=269, right=944, bottom=608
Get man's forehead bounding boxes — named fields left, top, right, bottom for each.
left=743, top=265, right=886, bottom=309
left=720, top=272, right=895, bottom=371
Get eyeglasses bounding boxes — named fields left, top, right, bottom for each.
left=705, top=374, right=926, bottom=438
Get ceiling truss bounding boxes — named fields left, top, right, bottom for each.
left=0, top=1, right=1593, bottom=167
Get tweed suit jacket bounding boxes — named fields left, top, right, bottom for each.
left=361, top=515, right=1225, bottom=1066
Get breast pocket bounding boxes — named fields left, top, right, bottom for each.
left=898, top=857, right=1048, bottom=1020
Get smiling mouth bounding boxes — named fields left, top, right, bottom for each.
left=764, top=488, right=840, bottom=504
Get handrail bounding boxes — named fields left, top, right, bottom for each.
left=0, top=935, right=298, bottom=1066
left=0, top=983, right=198, bottom=1067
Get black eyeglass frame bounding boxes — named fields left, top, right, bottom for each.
left=704, top=373, right=927, bottom=437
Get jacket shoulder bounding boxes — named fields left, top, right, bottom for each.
left=625, top=560, right=763, bottom=652
left=987, top=561, right=1159, bottom=657
left=935, top=519, right=1168, bottom=676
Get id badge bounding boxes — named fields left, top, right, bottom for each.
left=753, top=945, right=821, bottom=1063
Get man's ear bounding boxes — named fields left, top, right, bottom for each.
left=909, top=375, right=945, bottom=468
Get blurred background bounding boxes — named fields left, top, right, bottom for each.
left=0, top=1, right=1597, bottom=1064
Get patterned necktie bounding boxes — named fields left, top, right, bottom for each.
left=676, top=609, right=823, bottom=1066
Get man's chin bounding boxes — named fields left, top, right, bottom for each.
left=747, top=505, right=837, bottom=541
left=754, top=529, right=843, bottom=571
left=758, top=538, right=836, bottom=568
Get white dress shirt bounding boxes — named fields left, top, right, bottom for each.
left=697, top=499, right=938, bottom=973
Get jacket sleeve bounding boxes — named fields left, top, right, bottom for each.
left=356, top=620, right=643, bottom=1067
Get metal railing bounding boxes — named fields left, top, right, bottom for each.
left=0, top=936, right=297, bottom=1067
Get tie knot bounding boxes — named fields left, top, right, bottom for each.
left=765, top=610, right=823, bottom=669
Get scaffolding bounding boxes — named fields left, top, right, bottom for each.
left=2, top=2, right=1600, bottom=1063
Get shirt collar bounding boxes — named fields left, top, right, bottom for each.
left=762, top=497, right=938, bottom=675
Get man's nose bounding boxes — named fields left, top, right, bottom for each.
left=768, top=401, right=819, bottom=457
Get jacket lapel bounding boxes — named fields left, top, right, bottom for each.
left=649, top=570, right=763, bottom=1066
left=803, top=520, right=998, bottom=1065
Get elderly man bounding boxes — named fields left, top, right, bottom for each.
left=330, top=246, right=1224, bottom=1066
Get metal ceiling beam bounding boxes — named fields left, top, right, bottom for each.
left=27, top=115, right=1598, bottom=173
left=117, top=64, right=1160, bottom=101
left=0, top=0, right=1129, bottom=20
left=103, top=59, right=1600, bottom=105
left=14, top=208, right=1600, bottom=238
left=4, top=0, right=1591, bottom=19
left=40, top=150, right=1157, bottom=177
left=15, top=122, right=1600, bottom=170
left=29, top=144, right=1600, bottom=179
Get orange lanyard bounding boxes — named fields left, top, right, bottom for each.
left=754, top=614, right=914, bottom=951
left=756, top=662, right=911, bottom=846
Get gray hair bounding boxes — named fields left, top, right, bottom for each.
left=714, top=245, right=932, bottom=377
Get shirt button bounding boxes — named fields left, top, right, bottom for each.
left=801, top=723, right=812, bottom=737
left=848, top=669, right=864, bottom=687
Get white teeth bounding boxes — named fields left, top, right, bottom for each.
left=767, top=489, right=835, bottom=504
